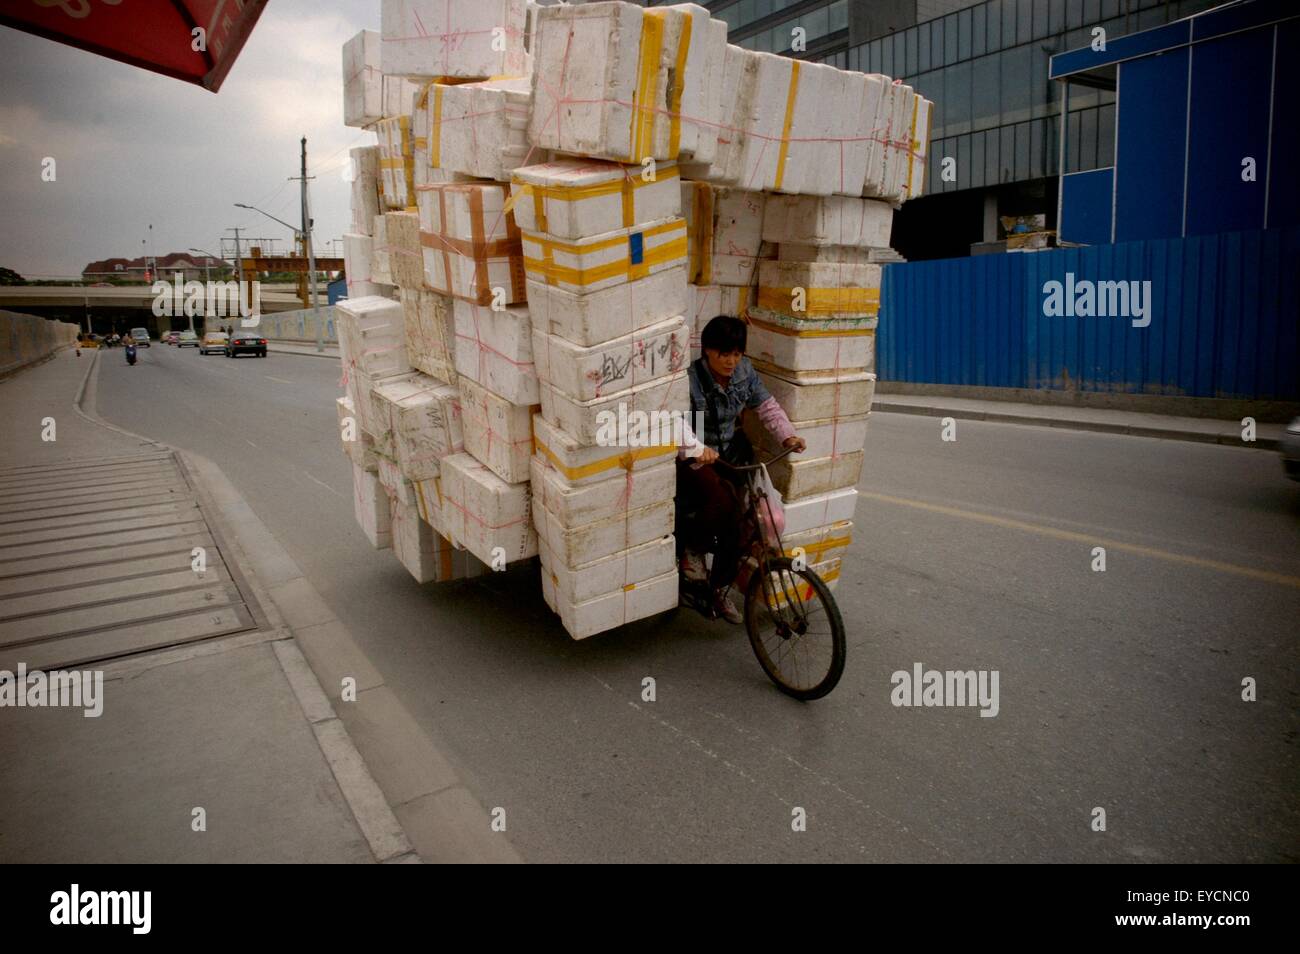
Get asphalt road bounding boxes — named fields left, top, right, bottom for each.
left=95, top=343, right=1300, bottom=862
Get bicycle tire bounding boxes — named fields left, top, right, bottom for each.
left=744, top=556, right=846, bottom=700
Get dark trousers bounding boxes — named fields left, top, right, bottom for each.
left=676, top=460, right=745, bottom=588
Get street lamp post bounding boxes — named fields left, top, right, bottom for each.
left=236, top=197, right=322, bottom=352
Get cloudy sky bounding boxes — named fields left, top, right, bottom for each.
left=0, top=0, right=375, bottom=278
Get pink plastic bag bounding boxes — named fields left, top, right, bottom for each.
left=753, top=464, right=786, bottom=548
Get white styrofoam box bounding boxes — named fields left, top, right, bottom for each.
left=538, top=534, right=675, bottom=606
left=866, top=81, right=917, bottom=203
left=907, top=96, right=933, bottom=200
left=532, top=315, right=688, bottom=403
left=532, top=412, right=677, bottom=487
left=726, top=55, right=876, bottom=197
left=383, top=73, right=420, bottom=120
left=521, top=217, right=687, bottom=296
left=452, top=299, right=538, bottom=405
left=679, top=43, right=756, bottom=186
left=385, top=210, right=425, bottom=289
left=418, top=182, right=526, bottom=306
left=389, top=494, right=487, bottom=583
left=371, top=373, right=464, bottom=481
left=746, top=410, right=870, bottom=462
left=350, top=369, right=384, bottom=447
left=756, top=369, right=876, bottom=421
left=428, top=77, right=538, bottom=182
left=541, top=563, right=678, bottom=640
left=745, top=308, right=874, bottom=375
left=401, top=287, right=457, bottom=385
left=411, top=474, right=448, bottom=535
left=459, top=375, right=536, bottom=484
left=343, top=31, right=383, bottom=128
left=377, top=116, right=414, bottom=209
left=349, top=147, right=382, bottom=235
left=344, top=233, right=376, bottom=297
left=352, top=462, right=393, bottom=549
left=511, top=159, right=681, bottom=240
left=337, top=295, right=410, bottom=381
left=681, top=182, right=769, bottom=286
left=538, top=369, right=688, bottom=445
left=688, top=284, right=753, bottom=360
left=380, top=0, right=529, bottom=79
left=768, top=450, right=864, bottom=501
left=530, top=454, right=675, bottom=530
left=535, top=497, right=673, bottom=567
left=337, top=396, right=380, bottom=472
left=781, top=520, right=854, bottom=567
left=776, top=244, right=877, bottom=265
left=527, top=2, right=721, bottom=163
left=377, top=454, right=416, bottom=507
left=527, top=263, right=688, bottom=348
left=439, top=452, right=537, bottom=566
left=756, top=260, right=882, bottom=320
left=372, top=214, right=393, bottom=285
left=782, top=486, right=858, bottom=536
left=762, top=195, right=894, bottom=249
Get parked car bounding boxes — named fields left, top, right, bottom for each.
left=162, top=331, right=180, bottom=345
left=199, top=332, right=228, bottom=355
left=1281, top=417, right=1300, bottom=481
left=226, top=333, right=268, bottom=358
left=129, top=327, right=151, bottom=347
left=177, top=331, right=200, bottom=348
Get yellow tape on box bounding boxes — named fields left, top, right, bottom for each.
left=521, top=217, right=688, bottom=295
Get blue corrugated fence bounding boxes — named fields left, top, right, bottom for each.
left=878, top=227, right=1300, bottom=401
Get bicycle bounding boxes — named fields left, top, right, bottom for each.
left=680, top=445, right=847, bottom=701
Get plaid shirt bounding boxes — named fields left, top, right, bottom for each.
left=688, top=356, right=772, bottom=453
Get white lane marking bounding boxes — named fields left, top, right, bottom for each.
left=265, top=376, right=294, bottom=384
left=245, top=439, right=258, bottom=449
left=302, top=470, right=344, bottom=498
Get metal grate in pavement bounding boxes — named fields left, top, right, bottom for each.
left=0, top=451, right=258, bottom=671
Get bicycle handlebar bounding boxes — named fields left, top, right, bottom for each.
left=713, top=443, right=799, bottom=472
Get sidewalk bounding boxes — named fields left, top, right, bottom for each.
left=872, top=392, right=1288, bottom=449
left=0, top=350, right=411, bottom=862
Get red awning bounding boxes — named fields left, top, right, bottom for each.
left=0, top=0, right=269, bottom=92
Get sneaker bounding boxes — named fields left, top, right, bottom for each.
left=681, top=549, right=708, bottom=582
left=712, top=588, right=743, bottom=625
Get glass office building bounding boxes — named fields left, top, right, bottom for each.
left=647, top=0, right=1226, bottom=258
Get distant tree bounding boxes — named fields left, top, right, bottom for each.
left=0, top=266, right=25, bottom=285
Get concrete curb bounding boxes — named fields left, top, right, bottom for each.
left=872, top=400, right=1281, bottom=451
left=73, top=352, right=520, bottom=863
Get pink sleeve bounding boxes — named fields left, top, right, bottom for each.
left=756, top=397, right=797, bottom=443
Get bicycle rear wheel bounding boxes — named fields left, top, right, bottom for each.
left=744, top=556, right=846, bottom=700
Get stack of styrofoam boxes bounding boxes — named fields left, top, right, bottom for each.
left=512, top=154, right=694, bottom=639
left=337, top=296, right=411, bottom=553
left=737, top=195, right=896, bottom=592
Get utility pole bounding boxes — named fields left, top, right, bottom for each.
left=226, top=227, right=245, bottom=286
left=291, top=136, right=323, bottom=353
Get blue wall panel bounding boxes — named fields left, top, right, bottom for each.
left=878, top=227, right=1300, bottom=400
left=1268, top=20, right=1300, bottom=229
left=1185, top=28, right=1275, bottom=236
left=1060, top=169, right=1114, bottom=246
left=1114, top=48, right=1189, bottom=244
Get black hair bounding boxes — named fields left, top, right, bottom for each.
left=700, top=315, right=747, bottom=355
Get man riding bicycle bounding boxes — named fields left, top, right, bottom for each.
left=677, top=316, right=806, bottom=624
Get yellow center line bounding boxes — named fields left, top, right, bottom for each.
left=859, top=490, right=1300, bottom=590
